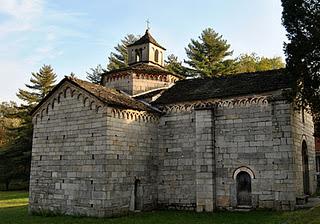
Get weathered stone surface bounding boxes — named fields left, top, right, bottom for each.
left=29, top=81, right=316, bottom=217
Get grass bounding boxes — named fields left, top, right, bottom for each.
left=0, top=191, right=320, bottom=224
left=0, top=191, right=28, bottom=208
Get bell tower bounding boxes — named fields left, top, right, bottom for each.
left=102, top=29, right=182, bottom=96
left=127, top=29, right=166, bottom=67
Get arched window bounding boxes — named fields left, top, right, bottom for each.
left=135, top=48, right=143, bottom=62
left=302, top=140, right=310, bottom=195
left=155, top=49, right=159, bottom=62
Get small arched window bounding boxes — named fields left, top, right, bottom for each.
left=135, top=48, right=143, bottom=62
left=155, top=49, right=159, bottom=62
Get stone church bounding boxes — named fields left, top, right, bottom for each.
left=29, top=30, right=316, bottom=217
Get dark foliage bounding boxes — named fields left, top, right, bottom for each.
left=282, top=0, right=320, bottom=136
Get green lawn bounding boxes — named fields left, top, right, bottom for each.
left=0, top=191, right=28, bottom=208
left=0, top=191, right=320, bottom=224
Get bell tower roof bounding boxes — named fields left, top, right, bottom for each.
left=127, top=29, right=166, bottom=50
left=127, top=30, right=166, bottom=67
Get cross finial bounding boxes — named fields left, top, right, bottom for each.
left=146, top=19, right=150, bottom=30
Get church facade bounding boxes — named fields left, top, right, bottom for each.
left=29, top=30, right=316, bottom=217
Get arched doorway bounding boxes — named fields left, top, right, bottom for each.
left=236, top=171, right=252, bottom=206
left=134, top=179, right=142, bottom=210
left=302, top=141, right=310, bottom=195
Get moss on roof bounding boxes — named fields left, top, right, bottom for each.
left=154, top=69, right=292, bottom=105
left=102, top=63, right=184, bottom=79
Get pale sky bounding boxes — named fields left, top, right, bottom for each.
left=0, top=0, right=287, bottom=103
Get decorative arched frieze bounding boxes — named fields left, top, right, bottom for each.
left=162, top=96, right=269, bottom=114
left=83, top=97, right=89, bottom=107
left=233, top=166, right=255, bottom=180
left=89, top=101, right=95, bottom=110
left=109, top=108, right=159, bottom=123
left=46, top=103, right=51, bottom=114
left=33, top=84, right=105, bottom=124
left=77, top=93, right=83, bottom=100
left=64, top=87, right=72, bottom=98
left=57, top=92, right=63, bottom=103
left=40, top=108, right=46, bottom=119
left=52, top=99, right=57, bottom=109
left=35, top=114, right=40, bottom=124
left=71, top=89, right=76, bottom=97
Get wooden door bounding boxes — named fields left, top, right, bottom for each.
left=236, top=171, right=252, bottom=206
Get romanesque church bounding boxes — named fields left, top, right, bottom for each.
left=29, top=30, right=316, bottom=217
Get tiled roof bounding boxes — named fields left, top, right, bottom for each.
left=68, top=77, right=156, bottom=111
left=102, top=63, right=184, bottom=79
left=32, top=77, right=157, bottom=115
left=154, top=69, right=292, bottom=105
left=127, top=29, right=166, bottom=50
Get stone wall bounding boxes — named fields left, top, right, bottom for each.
left=160, top=95, right=310, bottom=211
left=214, top=99, right=280, bottom=209
left=213, top=98, right=306, bottom=210
left=195, top=109, right=215, bottom=212
left=30, top=82, right=317, bottom=216
left=104, top=75, right=133, bottom=94
left=132, top=77, right=171, bottom=95
left=104, top=108, right=159, bottom=213
left=103, top=73, right=178, bottom=96
left=29, top=83, right=110, bottom=217
left=158, top=111, right=197, bottom=210
left=291, top=107, right=316, bottom=196
left=30, top=82, right=160, bottom=217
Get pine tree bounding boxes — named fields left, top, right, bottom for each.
left=107, top=34, right=138, bottom=71
left=0, top=101, right=20, bottom=148
left=165, top=54, right=184, bottom=74
left=281, top=0, right=320, bottom=136
left=185, top=28, right=235, bottom=77
left=0, top=65, right=57, bottom=190
left=17, top=65, right=57, bottom=106
left=165, top=54, right=196, bottom=77
left=86, top=64, right=105, bottom=84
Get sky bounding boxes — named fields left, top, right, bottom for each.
left=0, top=0, right=287, bottom=103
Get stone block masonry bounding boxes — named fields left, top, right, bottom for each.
left=158, top=111, right=196, bottom=210
left=29, top=82, right=159, bottom=217
left=30, top=83, right=317, bottom=217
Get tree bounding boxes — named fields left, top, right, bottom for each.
left=185, top=28, right=235, bottom=77
left=0, top=65, right=57, bottom=190
left=234, top=53, right=285, bottom=74
left=86, top=64, right=105, bottom=84
left=0, top=102, right=31, bottom=190
left=281, top=0, right=320, bottom=136
left=107, top=34, right=138, bottom=71
left=17, top=65, right=57, bottom=106
left=165, top=54, right=197, bottom=77
left=0, top=102, right=20, bottom=148
left=165, top=54, right=183, bottom=74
